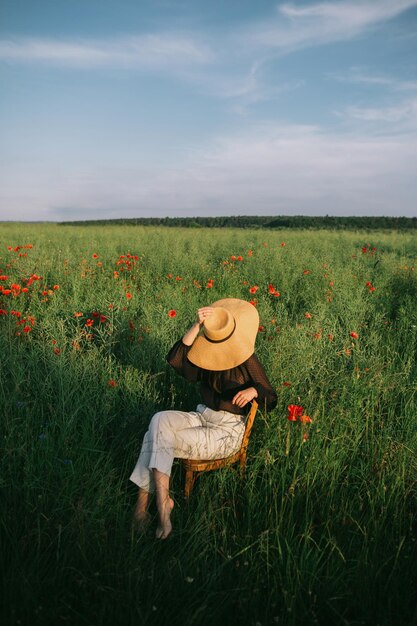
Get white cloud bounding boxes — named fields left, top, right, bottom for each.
left=338, top=97, right=417, bottom=127
left=1, top=123, right=416, bottom=219
left=0, top=33, right=213, bottom=69
left=182, top=58, right=304, bottom=111
left=329, top=67, right=417, bottom=91
left=242, top=0, right=417, bottom=51
left=1, top=1, right=416, bottom=72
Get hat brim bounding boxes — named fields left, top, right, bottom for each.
left=187, top=298, right=259, bottom=371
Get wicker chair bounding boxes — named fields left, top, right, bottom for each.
left=182, top=400, right=259, bottom=497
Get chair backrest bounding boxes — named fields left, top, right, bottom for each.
left=240, top=399, right=258, bottom=456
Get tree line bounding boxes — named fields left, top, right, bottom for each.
left=59, top=215, right=417, bottom=230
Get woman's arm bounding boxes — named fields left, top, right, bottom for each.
left=232, top=386, right=258, bottom=408
left=166, top=307, right=215, bottom=380
left=182, top=306, right=215, bottom=345
left=243, top=354, right=277, bottom=411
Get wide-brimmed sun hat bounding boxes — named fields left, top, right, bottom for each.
left=187, top=298, right=259, bottom=371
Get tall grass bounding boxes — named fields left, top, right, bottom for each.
left=1, top=223, right=416, bottom=626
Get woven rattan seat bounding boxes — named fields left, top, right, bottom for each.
left=182, top=400, right=258, bottom=497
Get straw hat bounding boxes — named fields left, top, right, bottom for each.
left=187, top=298, right=259, bottom=371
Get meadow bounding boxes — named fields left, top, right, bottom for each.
left=0, top=222, right=416, bottom=626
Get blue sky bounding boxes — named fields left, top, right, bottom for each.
left=0, top=0, right=416, bottom=221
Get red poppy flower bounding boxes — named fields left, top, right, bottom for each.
left=283, top=381, right=291, bottom=387
left=350, top=331, right=358, bottom=339
left=85, top=319, right=94, bottom=327
left=248, top=250, right=253, bottom=257
left=304, top=312, right=312, bottom=319
left=92, top=253, right=98, bottom=259
left=258, top=325, right=265, bottom=332
left=0, top=309, right=7, bottom=315
left=249, top=285, right=259, bottom=294
left=268, top=284, right=276, bottom=294
left=74, top=312, right=83, bottom=317
left=281, top=242, right=286, bottom=247
left=53, top=347, right=60, bottom=355
left=107, top=379, right=116, bottom=387
left=287, top=404, right=303, bottom=421
left=23, top=325, right=31, bottom=333
left=300, top=415, right=312, bottom=424
left=237, top=256, right=243, bottom=261
left=126, top=292, right=132, bottom=299
left=168, top=309, right=177, bottom=318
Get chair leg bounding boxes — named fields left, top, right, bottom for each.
left=184, top=469, right=196, bottom=498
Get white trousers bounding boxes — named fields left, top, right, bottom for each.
left=129, top=404, right=246, bottom=492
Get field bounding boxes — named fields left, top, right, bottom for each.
left=1, top=223, right=416, bottom=626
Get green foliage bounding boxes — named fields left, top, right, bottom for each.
left=0, top=224, right=416, bottom=626
left=56, top=215, right=417, bottom=230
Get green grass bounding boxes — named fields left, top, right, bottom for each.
left=1, top=223, right=416, bottom=626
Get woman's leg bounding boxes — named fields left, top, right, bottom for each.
left=130, top=407, right=244, bottom=537
left=129, top=409, right=202, bottom=536
left=133, top=488, right=151, bottom=529
left=130, top=430, right=156, bottom=493
left=153, top=469, right=174, bottom=539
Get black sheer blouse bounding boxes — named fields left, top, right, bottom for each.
left=166, top=339, right=277, bottom=415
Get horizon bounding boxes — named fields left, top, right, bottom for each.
left=1, top=214, right=416, bottom=226
left=1, top=0, right=417, bottom=221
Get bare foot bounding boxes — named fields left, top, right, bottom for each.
left=133, top=508, right=151, bottom=533
left=155, top=497, right=174, bottom=540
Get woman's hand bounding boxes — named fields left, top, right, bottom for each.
left=232, top=387, right=258, bottom=408
left=197, top=307, right=215, bottom=325
left=182, top=307, right=215, bottom=346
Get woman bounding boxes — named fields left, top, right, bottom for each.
left=129, top=298, right=277, bottom=539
